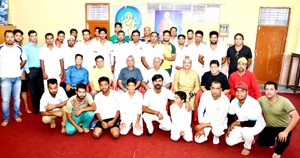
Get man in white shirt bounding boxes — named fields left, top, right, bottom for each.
left=141, top=57, right=172, bottom=90
left=62, top=36, right=77, bottom=70
left=170, top=27, right=178, bottom=45
left=93, top=77, right=120, bottom=139
left=119, top=78, right=143, bottom=136
left=170, top=91, right=192, bottom=142
left=40, top=79, right=68, bottom=133
left=142, top=74, right=173, bottom=136
left=226, top=82, right=266, bottom=155
left=0, top=30, right=27, bottom=126
left=171, top=34, right=188, bottom=79
left=185, top=29, right=194, bottom=46
left=194, top=80, right=230, bottom=144
left=40, top=33, right=64, bottom=90
left=91, top=27, right=100, bottom=43
left=97, top=27, right=113, bottom=69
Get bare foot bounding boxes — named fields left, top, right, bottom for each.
left=241, top=148, right=250, bottom=155
left=61, top=127, right=66, bottom=133
left=50, top=122, right=56, bottom=128
left=272, top=153, right=281, bottom=158
left=1, top=121, right=8, bottom=127
left=26, top=109, right=32, bottom=114
left=15, top=117, right=22, bottom=123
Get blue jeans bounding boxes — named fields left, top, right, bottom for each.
left=1, top=77, right=22, bottom=122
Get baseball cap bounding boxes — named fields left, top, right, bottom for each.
left=235, top=81, right=248, bottom=90
left=238, top=57, right=247, bottom=64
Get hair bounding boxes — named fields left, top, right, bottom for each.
left=195, top=30, right=204, bottom=36
left=28, top=30, right=37, bottom=36
left=264, top=81, right=278, bottom=90
left=131, top=30, right=140, bottom=36
left=152, top=74, right=164, bottom=82
left=98, top=76, right=109, bottom=84
left=57, top=30, right=65, bottom=36
left=177, top=34, right=186, bottom=39
left=117, top=30, right=125, bottom=35
left=175, top=91, right=187, bottom=102
left=75, top=54, right=83, bottom=59
left=47, top=78, right=57, bottom=86
left=13, top=29, right=23, bottom=36
left=94, top=27, right=101, bottom=32
left=95, top=55, right=104, bottom=62
left=45, top=33, right=54, bottom=38
left=209, top=31, right=219, bottom=38
left=170, top=27, right=177, bottom=31
left=210, top=60, right=220, bottom=67
left=4, top=30, right=13, bottom=38
left=70, top=28, right=78, bottom=34
left=187, top=29, right=194, bottom=34
left=211, top=80, right=222, bottom=88
left=150, top=32, right=159, bottom=37
left=163, top=30, right=171, bottom=36
left=115, top=22, right=122, bottom=28
left=99, top=27, right=107, bottom=34
left=234, top=33, right=244, bottom=40
left=127, top=77, right=137, bottom=85
left=76, top=83, right=86, bottom=91
left=82, top=29, right=90, bottom=34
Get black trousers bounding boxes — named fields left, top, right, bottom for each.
left=28, top=68, right=44, bottom=114
left=257, top=127, right=292, bottom=155
left=60, top=82, right=76, bottom=98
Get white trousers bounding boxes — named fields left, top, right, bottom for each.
left=142, top=112, right=172, bottom=134
left=194, top=125, right=225, bottom=143
left=120, top=119, right=143, bottom=136
left=171, top=127, right=193, bottom=142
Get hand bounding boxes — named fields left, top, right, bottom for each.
left=278, top=131, right=289, bottom=142
left=185, top=102, right=192, bottom=112
left=195, top=123, right=205, bottom=131
left=122, top=88, right=128, bottom=92
left=43, top=73, right=48, bottom=80
left=120, top=123, right=126, bottom=130
left=91, top=90, right=97, bottom=96
left=59, top=72, right=64, bottom=79
left=180, top=131, right=185, bottom=136
left=45, top=104, right=55, bottom=111
left=134, top=123, right=142, bottom=131
left=74, top=109, right=82, bottom=117
left=145, top=85, right=150, bottom=90
left=162, top=54, right=166, bottom=60
left=107, top=120, right=114, bottom=127
left=53, top=111, right=63, bottom=117
left=111, top=66, right=115, bottom=73
left=225, top=129, right=231, bottom=137
left=101, top=121, right=109, bottom=129
left=157, top=112, right=163, bottom=120
left=21, top=71, right=26, bottom=80
left=175, top=66, right=182, bottom=70
left=77, top=127, right=84, bottom=133
left=195, top=129, right=205, bottom=138
left=66, top=84, right=72, bottom=91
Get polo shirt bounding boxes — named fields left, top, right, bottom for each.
left=143, top=87, right=174, bottom=112
left=23, top=42, right=42, bottom=73
left=117, top=67, right=143, bottom=88
left=226, top=45, right=252, bottom=73
left=39, top=45, right=63, bottom=77
left=109, top=34, right=129, bottom=44
left=120, top=91, right=143, bottom=123
left=66, top=65, right=89, bottom=87
left=39, top=87, right=68, bottom=112
left=258, top=95, right=296, bottom=127
left=94, top=90, right=120, bottom=120
left=142, top=43, right=164, bottom=68
left=65, top=93, right=94, bottom=115
left=161, top=42, right=176, bottom=70
left=89, top=67, right=113, bottom=91
left=201, top=71, right=230, bottom=91
left=144, top=68, right=172, bottom=88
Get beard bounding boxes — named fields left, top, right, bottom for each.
left=77, top=94, right=86, bottom=100
left=154, top=84, right=162, bottom=90
left=210, top=41, right=217, bottom=45
left=50, top=92, right=57, bottom=98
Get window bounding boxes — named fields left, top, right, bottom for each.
left=259, top=7, right=290, bottom=26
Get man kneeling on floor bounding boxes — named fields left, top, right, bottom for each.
left=40, top=78, right=68, bottom=133
left=65, top=83, right=96, bottom=135
left=93, top=77, right=120, bottom=139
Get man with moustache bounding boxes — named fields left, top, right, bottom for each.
left=161, top=30, right=176, bottom=76
left=40, top=79, right=68, bottom=133
left=65, top=83, right=96, bottom=135
left=140, top=27, right=151, bottom=43
left=185, top=29, right=194, bottom=46
left=170, top=27, right=178, bottom=45
left=55, top=30, right=65, bottom=48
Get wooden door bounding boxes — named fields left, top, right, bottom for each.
left=86, top=21, right=110, bottom=39
left=253, top=26, right=288, bottom=84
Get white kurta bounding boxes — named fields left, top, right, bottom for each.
left=185, top=43, right=206, bottom=79
left=128, top=41, right=147, bottom=79
left=142, top=43, right=164, bottom=68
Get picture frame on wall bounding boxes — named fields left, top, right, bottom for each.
left=0, top=0, right=8, bottom=24
left=219, top=24, right=229, bottom=37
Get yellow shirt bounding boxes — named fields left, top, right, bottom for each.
left=173, top=69, right=200, bottom=92
left=161, top=42, right=176, bottom=69
left=89, top=67, right=113, bottom=91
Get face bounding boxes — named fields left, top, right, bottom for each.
left=14, top=32, right=23, bottom=44
left=5, top=32, right=14, bottom=45
left=45, top=35, right=54, bottom=45
left=94, top=29, right=100, bottom=37
left=237, top=62, right=247, bottom=72
left=71, top=31, right=77, bottom=38
left=29, top=33, right=38, bottom=43
left=96, top=58, right=104, bottom=67
left=153, top=57, right=161, bottom=69
left=170, top=28, right=177, bottom=37
left=57, top=33, right=65, bottom=42
left=99, top=81, right=109, bottom=93
left=234, top=35, right=243, bottom=46
left=75, top=56, right=83, bottom=65
left=195, top=33, right=203, bottom=43
left=174, top=94, right=183, bottom=105
left=82, top=32, right=90, bottom=41
left=48, top=83, right=58, bottom=97
left=236, top=88, right=247, bottom=101
left=150, top=33, right=158, bottom=43
left=153, top=78, right=163, bottom=90
left=76, top=88, right=86, bottom=100
left=265, top=84, right=277, bottom=99
left=187, top=32, right=193, bottom=40
left=144, top=27, right=151, bottom=36
left=210, top=35, right=218, bottom=45
left=210, top=64, right=219, bottom=74
left=115, top=25, right=122, bottom=33
left=210, top=82, right=222, bottom=99
left=99, top=31, right=107, bottom=40
left=127, top=82, right=136, bottom=93
left=68, top=39, right=76, bottom=47
left=117, top=33, right=125, bottom=42
left=132, top=32, right=140, bottom=42
left=178, top=36, right=185, bottom=45
left=126, top=57, right=135, bottom=67
left=183, top=59, right=192, bottom=69
left=163, top=32, right=170, bottom=42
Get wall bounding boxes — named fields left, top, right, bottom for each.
left=8, top=0, right=300, bottom=84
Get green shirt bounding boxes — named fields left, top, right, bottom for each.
left=161, top=42, right=176, bottom=69
left=65, top=93, right=94, bottom=115
left=258, top=95, right=295, bottom=127
left=109, top=34, right=130, bottom=44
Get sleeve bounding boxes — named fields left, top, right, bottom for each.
left=94, top=94, right=100, bottom=114
left=39, top=49, right=44, bottom=60
left=86, top=93, right=94, bottom=105
left=136, top=69, right=143, bottom=81
left=193, top=72, right=200, bottom=92
left=137, top=93, right=143, bottom=114
left=164, top=70, right=172, bottom=84
left=247, top=47, right=253, bottom=58
left=171, top=44, right=176, bottom=54
left=83, top=69, right=89, bottom=85
left=283, top=98, right=296, bottom=113
left=59, top=87, right=68, bottom=102
left=142, top=91, right=150, bottom=107
left=221, top=74, right=230, bottom=90
left=200, top=73, right=207, bottom=86
left=250, top=73, right=261, bottom=99
left=167, top=89, right=174, bottom=100
left=229, top=75, right=236, bottom=97
left=173, top=71, right=179, bottom=91
left=89, top=69, right=94, bottom=81
left=107, top=69, right=114, bottom=81
left=226, top=47, right=231, bottom=58
left=211, top=96, right=230, bottom=128
left=21, top=48, right=27, bottom=61
left=117, top=69, right=124, bottom=81
left=248, top=101, right=262, bottom=121
left=185, top=110, right=192, bottom=128
left=65, top=67, right=71, bottom=84
left=228, top=102, right=236, bottom=115
left=197, top=93, right=207, bottom=123
left=65, top=100, right=73, bottom=113
left=240, top=120, right=256, bottom=127
left=39, top=93, right=47, bottom=112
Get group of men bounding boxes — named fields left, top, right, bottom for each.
left=0, top=22, right=299, bottom=158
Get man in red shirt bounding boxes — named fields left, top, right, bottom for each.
left=229, top=57, right=260, bottom=99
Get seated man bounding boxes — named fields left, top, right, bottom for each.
left=142, top=74, right=173, bottom=136
left=119, top=78, right=143, bottom=136
left=93, top=77, right=120, bottom=139
left=141, top=57, right=172, bottom=90
left=89, top=55, right=113, bottom=97
left=61, top=54, right=88, bottom=97
left=40, top=78, right=68, bottom=133
left=226, top=82, right=266, bottom=155
left=201, top=60, right=230, bottom=94
left=117, top=56, right=143, bottom=93
left=257, top=81, right=299, bottom=158
left=173, top=58, right=200, bottom=110
left=194, top=80, right=230, bottom=144
left=65, top=83, right=96, bottom=135
left=170, top=91, right=192, bottom=142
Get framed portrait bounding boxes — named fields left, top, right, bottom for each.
left=0, top=0, right=8, bottom=24
left=219, top=24, right=229, bottom=37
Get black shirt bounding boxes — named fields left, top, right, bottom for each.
left=201, top=71, right=230, bottom=91
left=226, top=45, right=252, bottom=72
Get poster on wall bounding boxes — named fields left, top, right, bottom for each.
left=219, top=24, right=229, bottom=37
left=155, top=10, right=182, bottom=40
left=114, top=6, right=143, bottom=37
left=0, top=0, right=8, bottom=24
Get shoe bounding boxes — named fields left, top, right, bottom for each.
left=147, top=131, right=152, bottom=137
left=213, top=136, right=219, bottom=144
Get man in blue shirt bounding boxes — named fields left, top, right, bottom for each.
left=23, top=30, right=43, bottom=114
left=60, top=54, right=88, bottom=97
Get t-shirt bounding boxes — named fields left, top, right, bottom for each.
left=119, top=92, right=143, bottom=123
left=39, top=46, right=63, bottom=77
left=40, top=87, right=68, bottom=112
left=161, top=42, right=176, bottom=70
left=65, top=93, right=94, bottom=115
left=94, top=90, right=120, bottom=120
left=109, top=34, right=130, bottom=44
left=142, top=43, right=164, bottom=68
left=226, top=45, right=252, bottom=73
left=201, top=71, right=230, bottom=91
left=258, top=95, right=296, bottom=127
left=200, top=45, right=227, bottom=73
left=170, top=103, right=191, bottom=131
left=117, top=67, right=143, bottom=88
left=143, top=87, right=174, bottom=113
